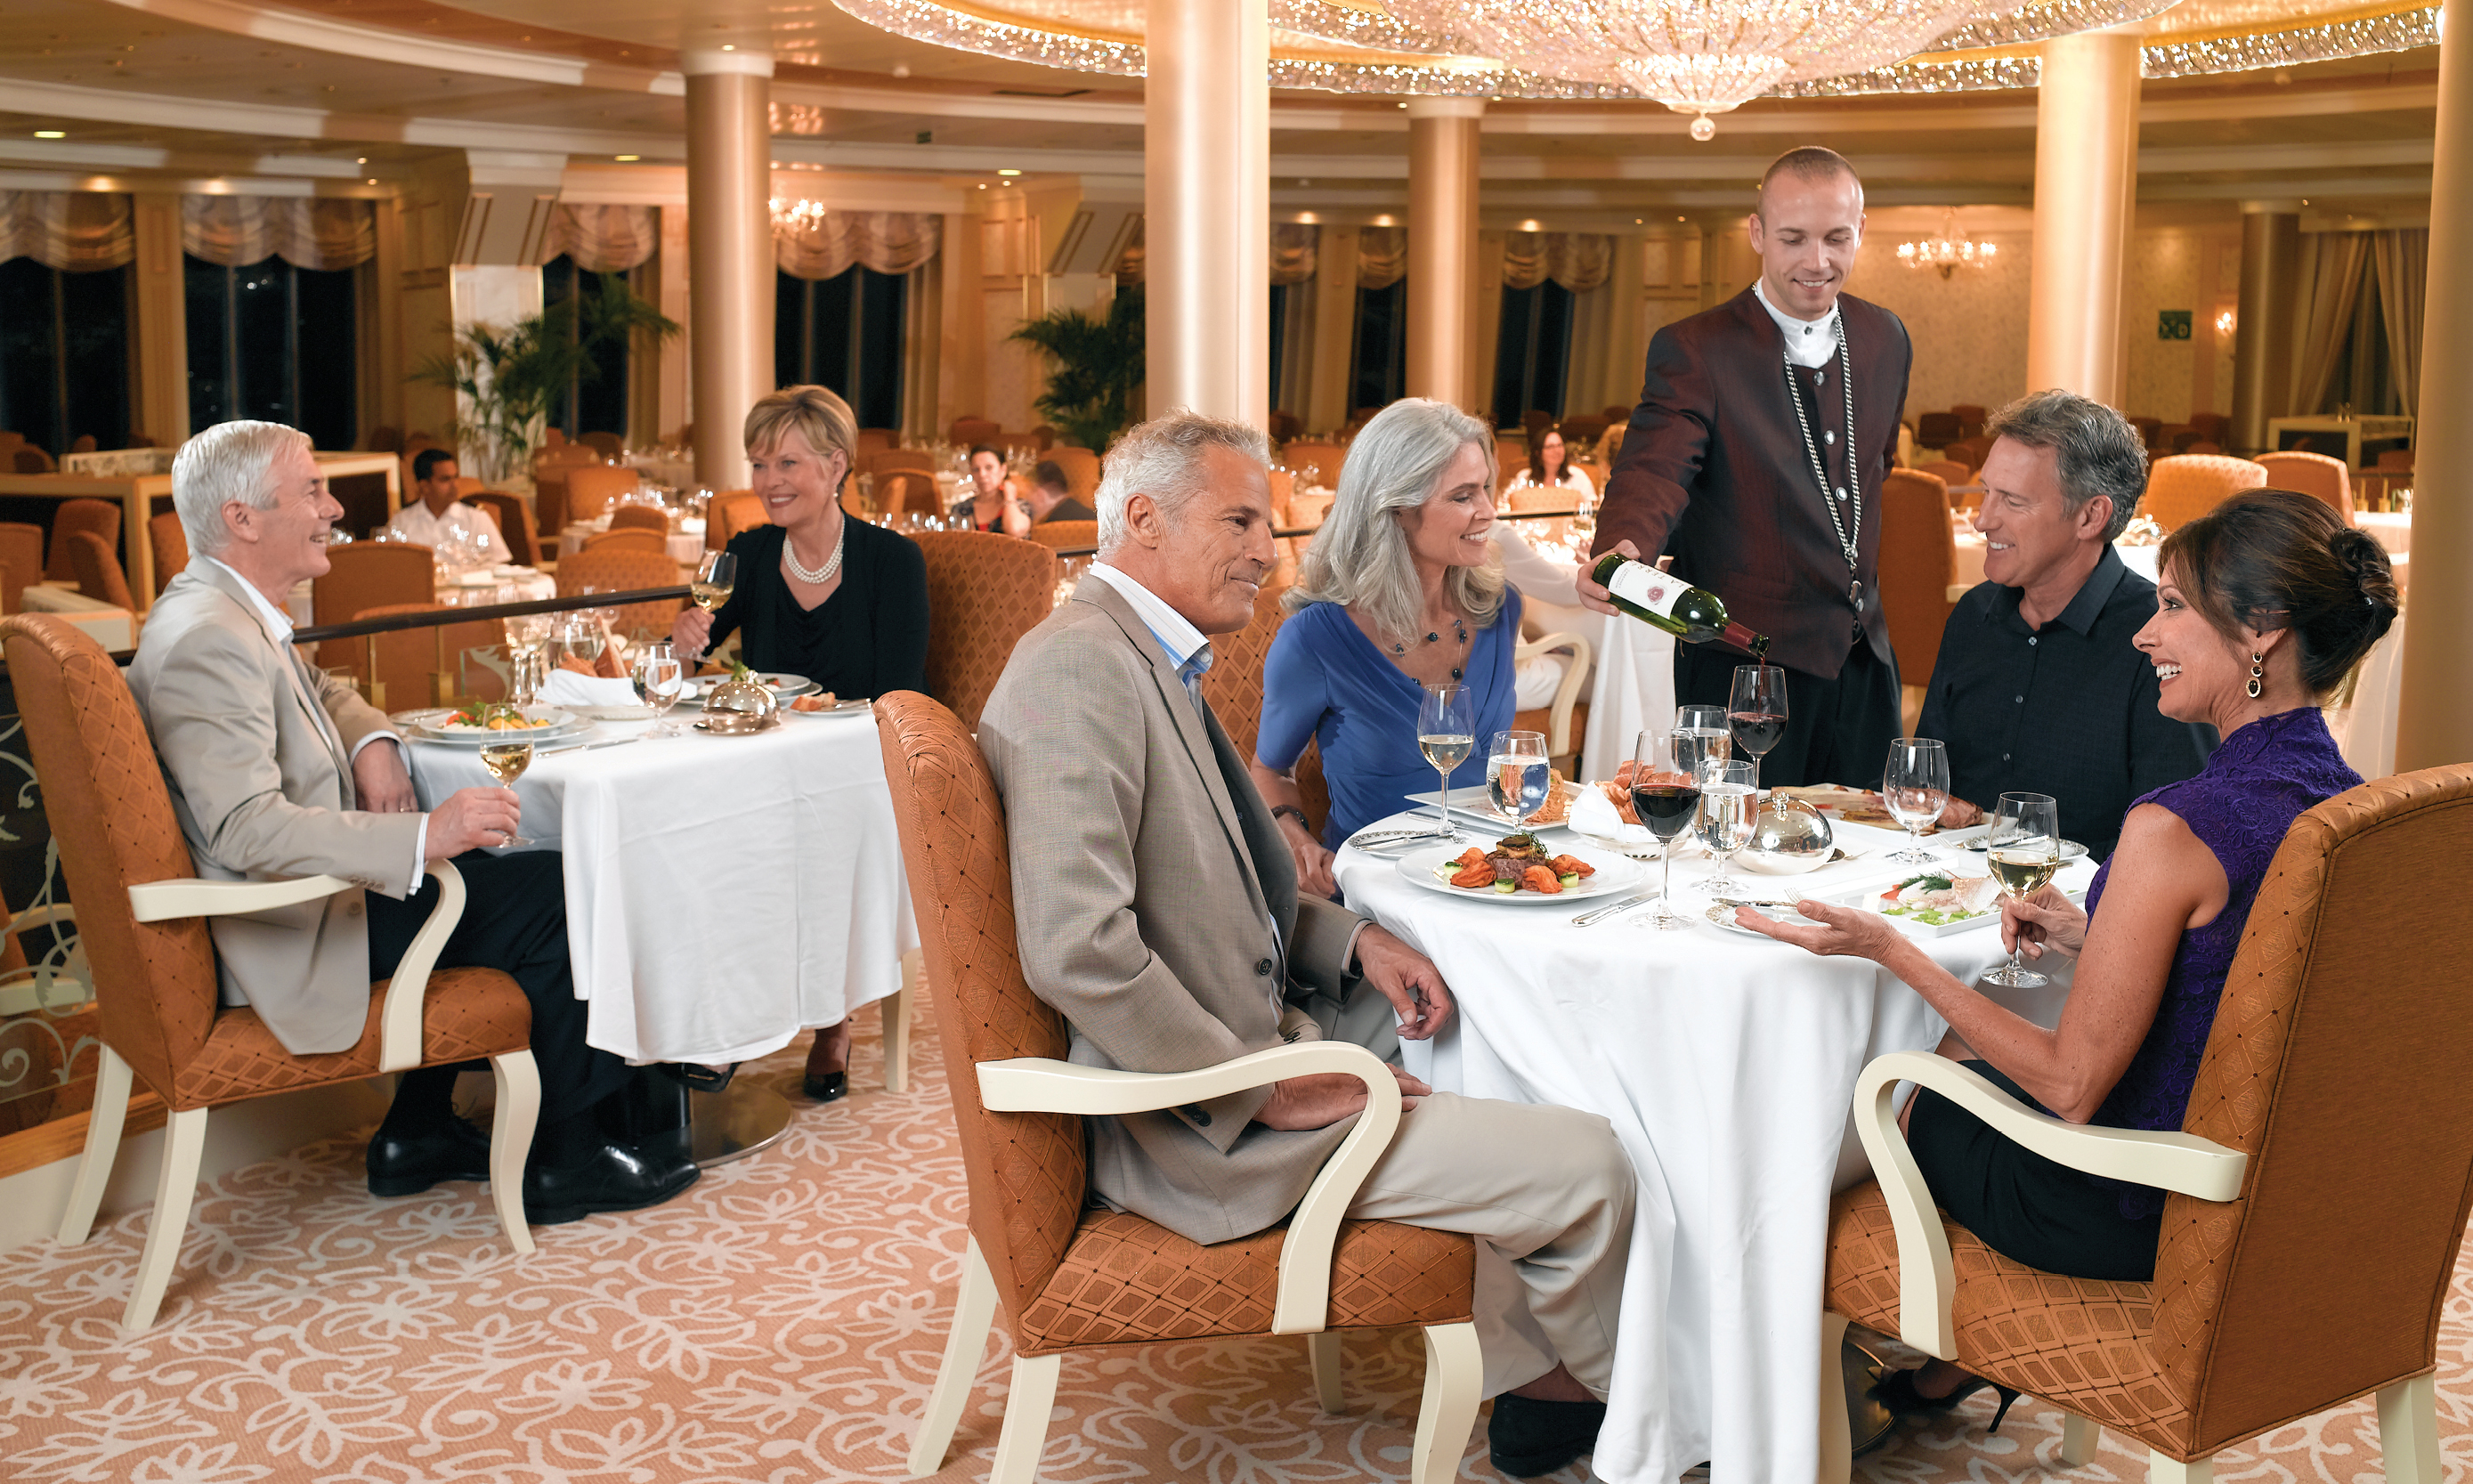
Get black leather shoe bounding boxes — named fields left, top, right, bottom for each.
left=1873, top=1369, right=2023, bottom=1431
left=1488, top=1392, right=1606, bottom=1478
left=367, top=1118, right=493, bottom=1197
left=801, top=1070, right=848, bottom=1103
left=522, top=1139, right=700, bottom=1226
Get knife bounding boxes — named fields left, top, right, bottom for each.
left=1571, top=893, right=1655, bottom=926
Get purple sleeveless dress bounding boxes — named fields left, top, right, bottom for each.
left=2078, top=706, right=2361, bottom=1217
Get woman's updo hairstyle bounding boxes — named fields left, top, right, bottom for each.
left=2157, top=486, right=2399, bottom=697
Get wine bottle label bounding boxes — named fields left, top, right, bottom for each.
left=1605, top=562, right=1685, bottom=620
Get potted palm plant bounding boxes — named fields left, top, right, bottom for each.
left=414, top=272, right=678, bottom=483
left=1009, top=287, right=1144, bottom=451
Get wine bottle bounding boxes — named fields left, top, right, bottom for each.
left=1588, top=555, right=1772, bottom=655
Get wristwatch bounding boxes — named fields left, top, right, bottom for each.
left=1271, top=805, right=1310, bottom=830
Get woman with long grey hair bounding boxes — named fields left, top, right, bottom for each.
left=1252, top=399, right=1520, bottom=895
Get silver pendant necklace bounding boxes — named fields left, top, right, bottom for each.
left=1784, top=319, right=1866, bottom=610
left=784, top=513, right=847, bottom=586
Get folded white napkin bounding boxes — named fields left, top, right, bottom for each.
left=539, top=669, right=639, bottom=708
left=1568, top=783, right=1651, bottom=846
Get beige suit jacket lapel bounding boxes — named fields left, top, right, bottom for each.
left=196, top=561, right=352, bottom=787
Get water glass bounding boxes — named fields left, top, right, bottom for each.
left=1697, top=758, right=1757, bottom=896
left=1883, top=738, right=1952, bottom=864
left=1673, top=705, right=1732, bottom=780
left=633, top=641, right=686, bottom=737
left=1486, top=729, right=1551, bottom=827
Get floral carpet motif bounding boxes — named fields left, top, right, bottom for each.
left=0, top=997, right=2463, bottom=1483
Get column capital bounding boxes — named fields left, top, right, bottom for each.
left=682, top=47, right=774, bottom=78
left=1407, top=96, right=1486, bottom=120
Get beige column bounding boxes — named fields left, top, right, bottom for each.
left=937, top=208, right=984, bottom=437
left=684, top=48, right=774, bottom=490
left=2396, top=0, right=2473, bottom=770
left=1306, top=223, right=1359, bottom=434
left=1407, top=97, right=1483, bottom=410
left=1144, top=0, right=1269, bottom=425
left=2023, top=30, right=2142, bottom=402
left=2228, top=205, right=2301, bottom=454
left=127, top=192, right=188, bottom=447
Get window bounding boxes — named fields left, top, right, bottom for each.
left=1350, top=280, right=1407, bottom=413
left=1491, top=280, right=1576, bottom=430
left=0, top=258, right=131, bottom=456
left=184, top=255, right=355, bottom=452
left=542, top=255, right=633, bottom=442
left=1269, top=281, right=1291, bottom=411
left=775, top=266, right=906, bottom=430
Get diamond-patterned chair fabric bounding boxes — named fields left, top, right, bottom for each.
left=46, top=498, right=121, bottom=583
left=555, top=547, right=684, bottom=638
left=0, top=615, right=533, bottom=1115
left=148, top=511, right=191, bottom=596
left=914, top=531, right=1057, bottom=734
left=69, top=531, right=135, bottom=611
left=1200, top=583, right=1328, bottom=836
left=2141, top=454, right=2267, bottom=530
left=1827, top=766, right=2473, bottom=1463
left=1025, top=521, right=1097, bottom=552
left=872, top=692, right=1472, bottom=1349
left=707, top=491, right=763, bottom=550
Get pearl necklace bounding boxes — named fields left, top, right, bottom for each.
left=784, top=514, right=847, bottom=586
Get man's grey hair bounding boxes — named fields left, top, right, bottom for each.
left=1984, top=390, right=2148, bottom=541
left=1095, top=410, right=1273, bottom=553
left=174, top=420, right=311, bottom=559
left=1284, top=399, right=1506, bottom=644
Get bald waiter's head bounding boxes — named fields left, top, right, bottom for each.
left=1748, top=146, right=1866, bottom=322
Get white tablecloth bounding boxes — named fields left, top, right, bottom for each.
left=1578, top=612, right=1677, bottom=783
left=1337, top=816, right=2090, bottom=1483
left=404, top=712, right=918, bottom=1064
left=2332, top=610, right=2409, bottom=780
left=434, top=567, right=555, bottom=606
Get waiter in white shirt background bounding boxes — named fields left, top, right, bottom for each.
left=384, top=449, right=509, bottom=563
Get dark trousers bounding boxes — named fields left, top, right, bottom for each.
left=366, top=849, right=628, bottom=1114
left=1906, top=1061, right=2164, bottom=1282
left=1672, top=636, right=1901, bottom=789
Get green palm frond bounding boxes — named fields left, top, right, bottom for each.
left=1009, top=288, right=1145, bottom=453
left=411, top=272, right=681, bottom=476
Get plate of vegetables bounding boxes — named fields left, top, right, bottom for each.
left=395, top=702, right=589, bottom=746
left=1399, top=833, right=1642, bottom=904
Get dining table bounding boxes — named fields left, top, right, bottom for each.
left=557, top=515, right=708, bottom=566
left=1335, top=808, right=2090, bottom=1483
left=401, top=702, right=919, bottom=1156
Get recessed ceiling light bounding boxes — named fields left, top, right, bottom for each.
left=365, top=177, right=376, bottom=184
left=996, top=168, right=1021, bottom=176
left=720, top=43, right=735, bottom=51
left=34, top=130, right=64, bottom=139
left=355, top=156, right=367, bottom=164
left=1517, top=218, right=1541, bottom=231
left=615, top=154, right=639, bottom=162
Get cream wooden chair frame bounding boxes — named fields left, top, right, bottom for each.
left=1513, top=629, right=1593, bottom=764
left=1820, top=1051, right=2438, bottom=1484
left=52, top=859, right=540, bottom=1332
left=909, top=1037, right=1483, bottom=1484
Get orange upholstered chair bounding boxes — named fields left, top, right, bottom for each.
left=707, top=490, right=766, bottom=548
left=1821, top=766, right=2473, bottom=1484
left=582, top=528, right=666, bottom=556
left=0, top=523, right=39, bottom=615
left=564, top=466, right=641, bottom=524
left=1918, top=460, right=1974, bottom=499
left=877, top=471, right=944, bottom=516
left=6, top=614, right=539, bottom=1333
left=914, top=531, right=1056, bottom=733
left=67, top=531, right=134, bottom=611
left=337, top=602, right=511, bottom=710
left=1023, top=520, right=1097, bottom=551
left=147, top=512, right=190, bottom=596
left=1284, top=441, right=1345, bottom=491
left=1042, top=445, right=1099, bottom=504
left=873, top=690, right=1480, bottom=1484
left=47, top=498, right=120, bottom=582
left=554, top=547, right=682, bottom=638
left=578, top=431, right=623, bottom=458
left=607, top=504, right=669, bottom=533
left=1878, top=468, right=1958, bottom=683
left=855, top=427, right=896, bottom=459
left=2143, top=454, right=2267, bottom=531
left=313, top=542, right=436, bottom=677
left=948, top=416, right=1001, bottom=445
left=870, top=448, right=936, bottom=478
left=2252, top=450, right=2355, bottom=521
left=461, top=491, right=540, bottom=568
left=1199, top=582, right=1327, bottom=832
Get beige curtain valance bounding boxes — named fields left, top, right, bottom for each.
left=774, top=211, right=942, bottom=280
left=1270, top=223, right=1318, bottom=287
left=0, top=191, right=134, bottom=272
left=1357, top=226, right=1407, bottom=290
left=545, top=204, right=659, bottom=272
left=182, top=196, right=374, bottom=271
left=1502, top=231, right=1613, bottom=295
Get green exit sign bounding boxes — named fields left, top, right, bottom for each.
left=2159, top=310, right=2193, bottom=341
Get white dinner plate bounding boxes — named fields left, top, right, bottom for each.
left=1400, top=789, right=1576, bottom=836
left=1396, top=843, right=1642, bottom=905
left=676, top=672, right=819, bottom=710
left=785, top=698, right=872, bottom=718
left=1815, top=878, right=2090, bottom=938
left=1955, top=837, right=2092, bottom=863
left=395, top=706, right=591, bottom=746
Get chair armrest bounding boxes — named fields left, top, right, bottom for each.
left=978, top=1040, right=1402, bottom=1336
left=1513, top=630, right=1594, bottom=758
left=128, top=874, right=353, bottom=923
left=377, top=860, right=469, bottom=1072
left=1853, top=1050, right=2249, bottom=1359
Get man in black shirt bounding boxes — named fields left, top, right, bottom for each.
left=1027, top=459, right=1098, bottom=524
left=1918, top=391, right=2213, bottom=860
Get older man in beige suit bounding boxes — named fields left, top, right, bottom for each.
left=127, top=419, right=696, bottom=1224
left=978, top=411, right=1637, bottom=1479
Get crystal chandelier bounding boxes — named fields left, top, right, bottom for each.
left=770, top=197, right=830, bottom=231
left=1896, top=211, right=1998, bottom=277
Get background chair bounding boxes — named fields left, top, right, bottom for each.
left=67, top=530, right=134, bottom=611
left=607, top=505, right=669, bottom=533
left=707, top=491, right=766, bottom=548
left=147, top=512, right=191, bottom=596
left=69, top=434, right=96, bottom=455
left=461, top=491, right=541, bottom=568
left=875, top=471, right=943, bottom=516
left=869, top=448, right=936, bottom=478
left=872, top=690, right=1481, bottom=1484
left=1512, top=630, right=1593, bottom=774
left=1283, top=441, right=1344, bottom=490
left=1821, top=765, right=2473, bottom=1484
left=1948, top=403, right=1988, bottom=439
left=2143, top=453, right=2267, bottom=530
left=366, top=425, right=403, bottom=453
left=1918, top=460, right=1974, bottom=500
left=4, top=614, right=539, bottom=1332
left=1561, top=412, right=1609, bottom=450
left=1024, top=519, right=1096, bottom=551
left=313, top=542, right=435, bottom=677
left=46, top=497, right=121, bottom=581
left=1878, top=468, right=1958, bottom=684
left=913, top=531, right=1058, bottom=732
left=1505, top=484, right=1569, bottom=514
left=581, top=528, right=666, bottom=555
left=564, top=466, right=641, bottom=525
left=949, top=416, right=1001, bottom=445
left=855, top=428, right=896, bottom=459
left=578, top=431, right=623, bottom=458
left=15, top=447, right=57, bottom=474
left=342, top=602, right=510, bottom=709
left=1043, top=445, right=1100, bottom=504
left=1201, top=582, right=1330, bottom=837
left=0, top=522, right=43, bottom=614
left=531, top=443, right=599, bottom=537
left=2252, top=450, right=2355, bottom=521
left=555, top=547, right=683, bottom=638
left=1914, top=411, right=1963, bottom=448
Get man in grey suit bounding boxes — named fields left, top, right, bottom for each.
left=127, top=420, right=696, bottom=1224
left=978, top=411, right=1637, bottom=1479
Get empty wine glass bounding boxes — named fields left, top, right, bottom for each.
left=1415, top=682, right=1477, bottom=842
left=1627, top=728, right=1699, bottom=930
left=1983, top=791, right=2061, bottom=989
left=1882, top=738, right=1952, bottom=864
left=1697, top=758, right=1757, bottom=896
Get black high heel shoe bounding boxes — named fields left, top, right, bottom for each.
left=1872, top=1368, right=2023, bottom=1432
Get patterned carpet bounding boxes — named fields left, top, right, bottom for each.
left=1, top=996, right=2463, bottom=1483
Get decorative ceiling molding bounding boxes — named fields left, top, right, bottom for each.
left=0, top=78, right=666, bottom=158
left=93, top=0, right=686, bottom=93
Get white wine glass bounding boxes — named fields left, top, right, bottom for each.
left=1486, top=728, right=1551, bottom=829
left=1626, top=728, right=1699, bottom=930
left=1697, top=758, right=1757, bottom=896
left=476, top=739, right=536, bottom=847
left=1415, top=682, right=1477, bottom=843
left=633, top=641, right=686, bottom=738
left=1882, top=738, right=1952, bottom=865
left=692, top=551, right=736, bottom=613
left=1983, top=791, right=2060, bottom=988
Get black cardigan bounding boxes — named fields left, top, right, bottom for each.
left=706, top=520, right=930, bottom=701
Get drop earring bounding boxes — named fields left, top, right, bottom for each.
left=2247, top=652, right=2265, bottom=700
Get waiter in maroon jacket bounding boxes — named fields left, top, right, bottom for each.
left=1581, top=146, right=1911, bottom=788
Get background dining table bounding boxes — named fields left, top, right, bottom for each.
left=402, top=708, right=917, bottom=1066
left=1336, top=812, right=2089, bottom=1484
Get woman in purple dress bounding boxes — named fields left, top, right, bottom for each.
left=1743, top=489, right=2399, bottom=1423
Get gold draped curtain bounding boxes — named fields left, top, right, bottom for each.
left=2372, top=228, right=2428, bottom=418
left=544, top=204, right=659, bottom=272
left=1356, top=226, right=1407, bottom=290
left=182, top=196, right=374, bottom=270
left=2289, top=231, right=2372, bottom=416
left=0, top=192, right=134, bottom=271
left=1270, top=223, right=1318, bottom=286
left=1501, top=231, right=1613, bottom=294
left=774, top=210, right=942, bottom=280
